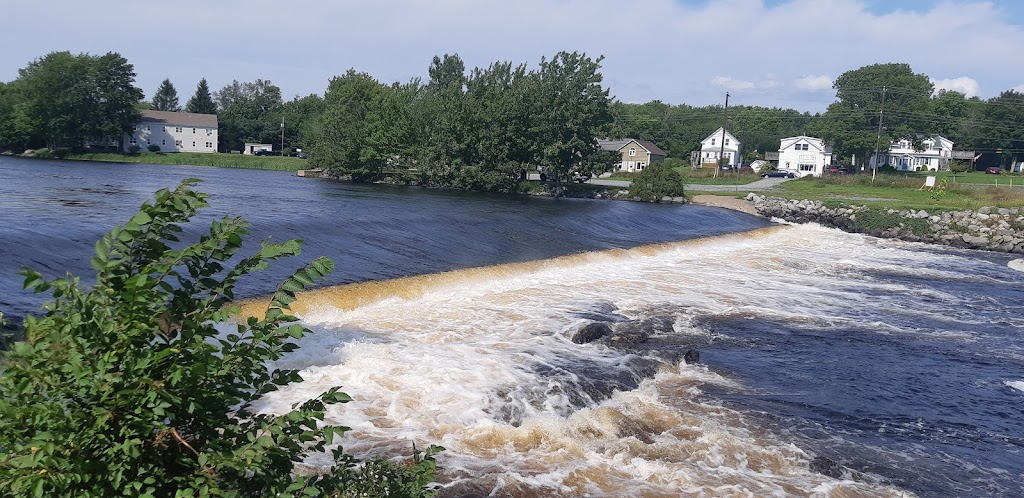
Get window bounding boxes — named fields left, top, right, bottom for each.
left=725, top=139, right=730, bottom=146
left=628, top=147, right=636, bottom=157
left=162, top=139, right=166, bottom=145
left=192, top=141, right=196, bottom=147
left=146, top=140, right=150, bottom=145
left=192, top=128, right=196, bottom=134
left=175, top=127, right=182, bottom=133
left=175, top=140, right=182, bottom=147
left=711, top=138, right=716, bottom=145
left=638, top=162, right=645, bottom=170
left=133, top=126, right=137, bottom=132
left=205, top=142, right=213, bottom=148
left=145, top=126, right=150, bottom=132
left=130, top=138, right=137, bottom=145
left=799, top=164, right=814, bottom=172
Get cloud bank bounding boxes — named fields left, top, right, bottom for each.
left=0, top=0, right=1021, bottom=111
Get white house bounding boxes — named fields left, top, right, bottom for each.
left=243, top=143, right=273, bottom=155
left=698, top=127, right=741, bottom=167
left=597, top=138, right=667, bottom=173
left=869, top=136, right=954, bottom=172
left=126, top=110, right=218, bottom=153
left=777, top=136, right=833, bottom=177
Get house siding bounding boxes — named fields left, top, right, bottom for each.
left=124, top=111, right=218, bottom=153
left=870, top=136, right=953, bottom=172
left=778, top=136, right=832, bottom=177
left=699, top=128, right=741, bottom=167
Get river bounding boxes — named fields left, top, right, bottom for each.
left=1, top=157, right=1022, bottom=497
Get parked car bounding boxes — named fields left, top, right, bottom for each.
left=254, top=150, right=281, bottom=156
left=827, top=166, right=849, bottom=174
left=985, top=166, right=1002, bottom=174
left=761, top=170, right=796, bottom=178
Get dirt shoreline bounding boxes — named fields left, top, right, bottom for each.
left=691, top=195, right=760, bottom=216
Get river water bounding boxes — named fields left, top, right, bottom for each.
left=2, top=157, right=1022, bottom=497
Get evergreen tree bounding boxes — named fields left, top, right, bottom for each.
left=185, top=78, right=217, bottom=114
left=152, top=78, right=180, bottom=112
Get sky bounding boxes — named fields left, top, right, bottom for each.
left=1, top=0, right=1022, bottom=112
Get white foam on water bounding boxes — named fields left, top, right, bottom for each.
left=1009, top=259, right=1024, bottom=273
left=249, top=223, right=970, bottom=496
left=1006, top=380, right=1024, bottom=393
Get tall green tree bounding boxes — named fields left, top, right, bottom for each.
left=421, top=54, right=470, bottom=170
left=151, top=78, right=180, bottom=112
left=813, top=63, right=934, bottom=167
left=185, top=78, right=217, bottom=114
left=308, top=70, right=386, bottom=177
left=214, top=79, right=283, bottom=152
left=15, top=51, right=142, bottom=149
left=530, top=51, right=613, bottom=184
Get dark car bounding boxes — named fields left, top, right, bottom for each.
left=985, top=166, right=1002, bottom=174
left=828, top=166, right=849, bottom=174
left=761, top=170, right=796, bottom=178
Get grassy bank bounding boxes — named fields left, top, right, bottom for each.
left=64, top=152, right=309, bottom=171
left=609, top=166, right=759, bottom=185
left=767, top=173, right=1024, bottom=211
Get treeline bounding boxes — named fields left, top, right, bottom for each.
left=612, top=63, right=1024, bottom=168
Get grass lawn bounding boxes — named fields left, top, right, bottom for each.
left=65, top=152, right=310, bottom=171
left=608, top=166, right=760, bottom=185
left=768, top=173, right=1024, bottom=211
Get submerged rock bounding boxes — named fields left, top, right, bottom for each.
left=572, top=322, right=612, bottom=344
left=683, top=349, right=700, bottom=364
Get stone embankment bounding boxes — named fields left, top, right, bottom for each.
left=748, top=194, right=1024, bottom=254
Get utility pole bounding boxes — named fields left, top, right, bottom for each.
left=715, top=92, right=730, bottom=179
left=871, top=86, right=887, bottom=183
left=280, top=118, right=285, bottom=156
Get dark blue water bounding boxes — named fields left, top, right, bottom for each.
left=0, top=157, right=769, bottom=320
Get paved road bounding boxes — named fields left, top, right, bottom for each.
left=527, top=174, right=791, bottom=191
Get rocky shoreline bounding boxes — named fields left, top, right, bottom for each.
left=748, top=194, right=1024, bottom=254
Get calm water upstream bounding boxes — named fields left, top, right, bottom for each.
left=1, top=157, right=1023, bottom=497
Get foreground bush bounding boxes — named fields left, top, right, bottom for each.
left=0, top=180, right=440, bottom=497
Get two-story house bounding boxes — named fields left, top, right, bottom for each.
left=777, top=136, right=833, bottom=177
left=597, top=138, right=667, bottom=173
left=869, top=136, right=954, bottom=172
left=698, top=128, right=741, bottom=167
left=125, top=110, right=218, bottom=153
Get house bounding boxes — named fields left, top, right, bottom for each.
left=126, top=110, right=218, bottom=153
left=777, top=136, right=833, bottom=177
left=243, top=143, right=274, bottom=155
left=869, top=136, right=953, bottom=172
left=597, top=138, right=666, bottom=173
left=698, top=127, right=741, bottom=167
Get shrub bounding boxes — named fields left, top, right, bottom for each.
left=629, top=161, right=685, bottom=202
left=0, top=180, right=441, bottom=497
left=32, top=147, right=52, bottom=158
left=949, top=160, right=971, bottom=174
left=148, top=144, right=161, bottom=153
left=127, top=145, right=142, bottom=155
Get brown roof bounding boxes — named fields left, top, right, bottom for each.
left=139, top=110, right=218, bottom=129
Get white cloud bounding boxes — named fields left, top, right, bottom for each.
left=1013, top=84, right=1024, bottom=93
left=794, top=75, right=833, bottom=92
left=711, top=76, right=756, bottom=92
left=0, top=0, right=1023, bottom=111
left=931, top=76, right=981, bottom=97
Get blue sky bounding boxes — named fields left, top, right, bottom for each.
left=1, top=0, right=1022, bottom=112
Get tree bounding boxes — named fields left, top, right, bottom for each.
left=815, top=63, right=934, bottom=168
left=15, top=51, right=142, bottom=149
left=214, top=79, right=284, bottom=152
left=152, top=78, right=180, bottom=112
left=0, top=180, right=441, bottom=496
left=308, top=70, right=385, bottom=177
left=628, top=161, right=685, bottom=202
left=185, top=78, right=217, bottom=114
left=529, top=51, right=613, bottom=188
